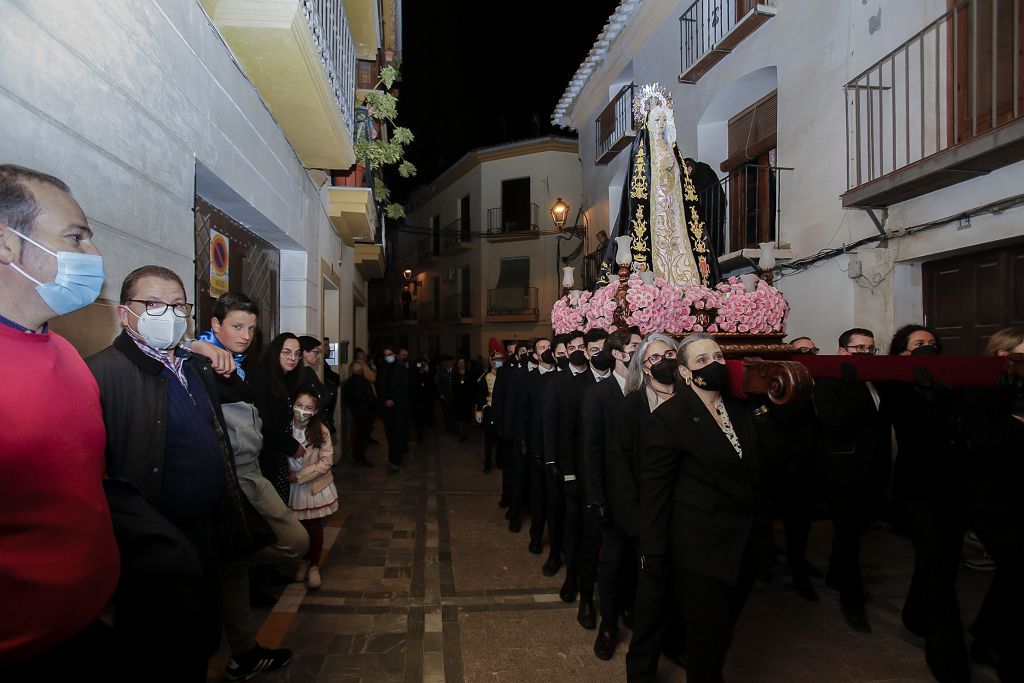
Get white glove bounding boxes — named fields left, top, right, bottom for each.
left=474, top=410, right=483, bottom=424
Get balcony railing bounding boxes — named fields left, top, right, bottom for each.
left=694, top=164, right=793, bottom=255
left=486, top=288, right=539, bottom=320
left=441, top=217, right=472, bottom=254
left=303, top=0, right=357, bottom=139
left=443, top=293, right=472, bottom=322
left=678, top=0, right=777, bottom=84
left=486, top=203, right=539, bottom=234
left=844, top=0, right=1024, bottom=208
left=596, top=84, right=637, bottom=164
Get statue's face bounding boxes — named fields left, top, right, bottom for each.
left=649, top=107, right=669, bottom=137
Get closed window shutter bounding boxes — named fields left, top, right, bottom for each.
left=721, top=91, right=777, bottom=172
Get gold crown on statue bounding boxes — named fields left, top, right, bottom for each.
left=633, top=83, right=673, bottom=124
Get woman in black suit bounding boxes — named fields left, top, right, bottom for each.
left=620, top=333, right=686, bottom=682
left=637, top=333, right=774, bottom=683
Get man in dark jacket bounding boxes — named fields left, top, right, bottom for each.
left=517, top=337, right=559, bottom=558
left=377, top=345, right=411, bottom=473
left=492, top=341, right=530, bottom=531
left=582, top=327, right=641, bottom=660
left=88, top=266, right=273, bottom=683
left=814, top=328, right=891, bottom=634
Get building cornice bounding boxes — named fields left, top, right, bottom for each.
left=551, top=0, right=642, bottom=129
left=410, top=136, right=579, bottom=206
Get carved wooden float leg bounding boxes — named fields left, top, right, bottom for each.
left=742, top=357, right=814, bottom=406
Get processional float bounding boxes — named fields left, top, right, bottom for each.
left=553, top=84, right=1020, bottom=404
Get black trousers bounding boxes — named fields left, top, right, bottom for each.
left=529, top=462, right=564, bottom=559
left=901, top=498, right=969, bottom=682
left=563, top=485, right=601, bottom=602
left=507, top=444, right=530, bottom=521
left=383, top=408, right=409, bottom=466
left=3, top=621, right=115, bottom=682
left=675, top=549, right=757, bottom=683
left=826, top=495, right=870, bottom=608
left=969, top=500, right=1024, bottom=683
left=599, top=525, right=636, bottom=632
left=626, top=548, right=686, bottom=683
left=414, top=406, right=430, bottom=442
left=352, top=416, right=372, bottom=462
left=482, top=407, right=496, bottom=467
left=781, top=458, right=815, bottom=578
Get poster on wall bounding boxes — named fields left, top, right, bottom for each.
left=210, top=229, right=230, bottom=298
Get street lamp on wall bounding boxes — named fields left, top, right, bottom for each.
left=403, top=268, right=413, bottom=281
left=551, top=197, right=569, bottom=229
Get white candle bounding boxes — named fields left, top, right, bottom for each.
left=562, top=266, right=575, bottom=288
left=758, top=241, right=777, bottom=270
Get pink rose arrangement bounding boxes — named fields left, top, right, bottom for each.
left=551, top=276, right=787, bottom=335
left=714, top=276, right=788, bottom=334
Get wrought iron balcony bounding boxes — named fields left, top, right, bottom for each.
left=678, top=0, right=777, bottom=84
left=202, top=0, right=357, bottom=169
left=486, top=203, right=540, bottom=237
left=843, top=0, right=1024, bottom=208
left=441, top=217, right=472, bottom=254
left=486, top=288, right=539, bottom=322
left=443, top=293, right=473, bottom=322
left=596, top=84, right=637, bottom=165
left=693, top=163, right=793, bottom=256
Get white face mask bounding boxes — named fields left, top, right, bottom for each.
left=293, top=407, right=314, bottom=424
left=125, top=306, right=187, bottom=350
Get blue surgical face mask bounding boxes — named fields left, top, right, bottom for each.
left=384, top=355, right=396, bottom=364
left=494, top=360, right=503, bottom=369
left=6, top=229, right=105, bottom=316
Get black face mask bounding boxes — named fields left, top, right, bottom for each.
left=507, top=356, right=519, bottom=368
left=910, top=345, right=939, bottom=357
left=556, top=356, right=571, bottom=371
left=590, top=350, right=612, bottom=372
left=690, top=361, right=729, bottom=391
left=569, top=350, right=588, bottom=368
left=540, top=349, right=555, bottom=365
left=650, top=359, right=676, bottom=385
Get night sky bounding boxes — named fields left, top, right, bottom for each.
left=394, top=0, right=621, bottom=201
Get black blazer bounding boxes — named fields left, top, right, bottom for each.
left=491, top=364, right=524, bottom=439
left=517, top=367, right=558, bottom=459
left=607, top=388, right=651, bottom=536
left=813, top=377, right=891, bottom=497
left=581, top=373, right=626, bottom=508
left=544, top=369, right=596, bottom=478
left=638, top=388, right=773, bottom=586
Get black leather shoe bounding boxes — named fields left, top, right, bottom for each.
left=559, top=574, right=578, bottom=603
left=593, top=629, right=617, bottom=660
left=577, top=600, right=596, bottom=629
left=528, top=540, right=543, bottom=554
left=541, top=557, right=562, bottom=576
left=793, top=575, right=820, bottom=602
left=841, top=603, right=872, bottom=633
left=508, top=517, right=521, bottom=533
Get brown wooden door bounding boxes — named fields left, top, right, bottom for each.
left=923, top=241, right=1024, bottom=354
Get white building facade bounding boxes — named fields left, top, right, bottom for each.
left=0, top=0, right=401, bottom=360
left=554, top=0, right=1024, bottom=353
left=375, top=137, right=583, bottom=359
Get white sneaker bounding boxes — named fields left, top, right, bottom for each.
left=307, top=565, right=322, bottom=589
left=294, top=561, right=308, bottom=583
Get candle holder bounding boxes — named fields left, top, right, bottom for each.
left=614, top=236, right=633, bottom=328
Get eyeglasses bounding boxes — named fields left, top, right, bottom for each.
left=126, top=299, right=193, bottom=318
left=844, top=345, right=878, bottom=355
left=644, top=350, right=677, bottom=365
left=280, top=349, right=302, bottom=359
left=798, top=347, right=821, bottom=355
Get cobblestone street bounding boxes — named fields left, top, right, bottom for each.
left=221, top=422, right=999, bottom=683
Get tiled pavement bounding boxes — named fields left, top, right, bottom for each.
left=211, top=422, right=1000, bottom=683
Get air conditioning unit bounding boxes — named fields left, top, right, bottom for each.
left=444, top=267, right=457, bottom=282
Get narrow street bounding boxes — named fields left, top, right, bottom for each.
left=229, top=422, right=998, bottom=683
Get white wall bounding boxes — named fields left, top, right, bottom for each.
left=0, top=0, right=358, bottom=353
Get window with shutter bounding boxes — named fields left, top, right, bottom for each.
left=722, top=91, right=778, bottom=251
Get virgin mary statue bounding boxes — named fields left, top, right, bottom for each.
left=597, top=84, right=720, bottom=288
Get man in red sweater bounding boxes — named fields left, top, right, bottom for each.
left=0, top=165, right=120, bottom=673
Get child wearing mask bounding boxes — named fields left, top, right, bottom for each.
left=288, top=390, right=338, bottom=590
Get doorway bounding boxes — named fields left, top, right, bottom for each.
left=923, top=241, right=1024, bottom=353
